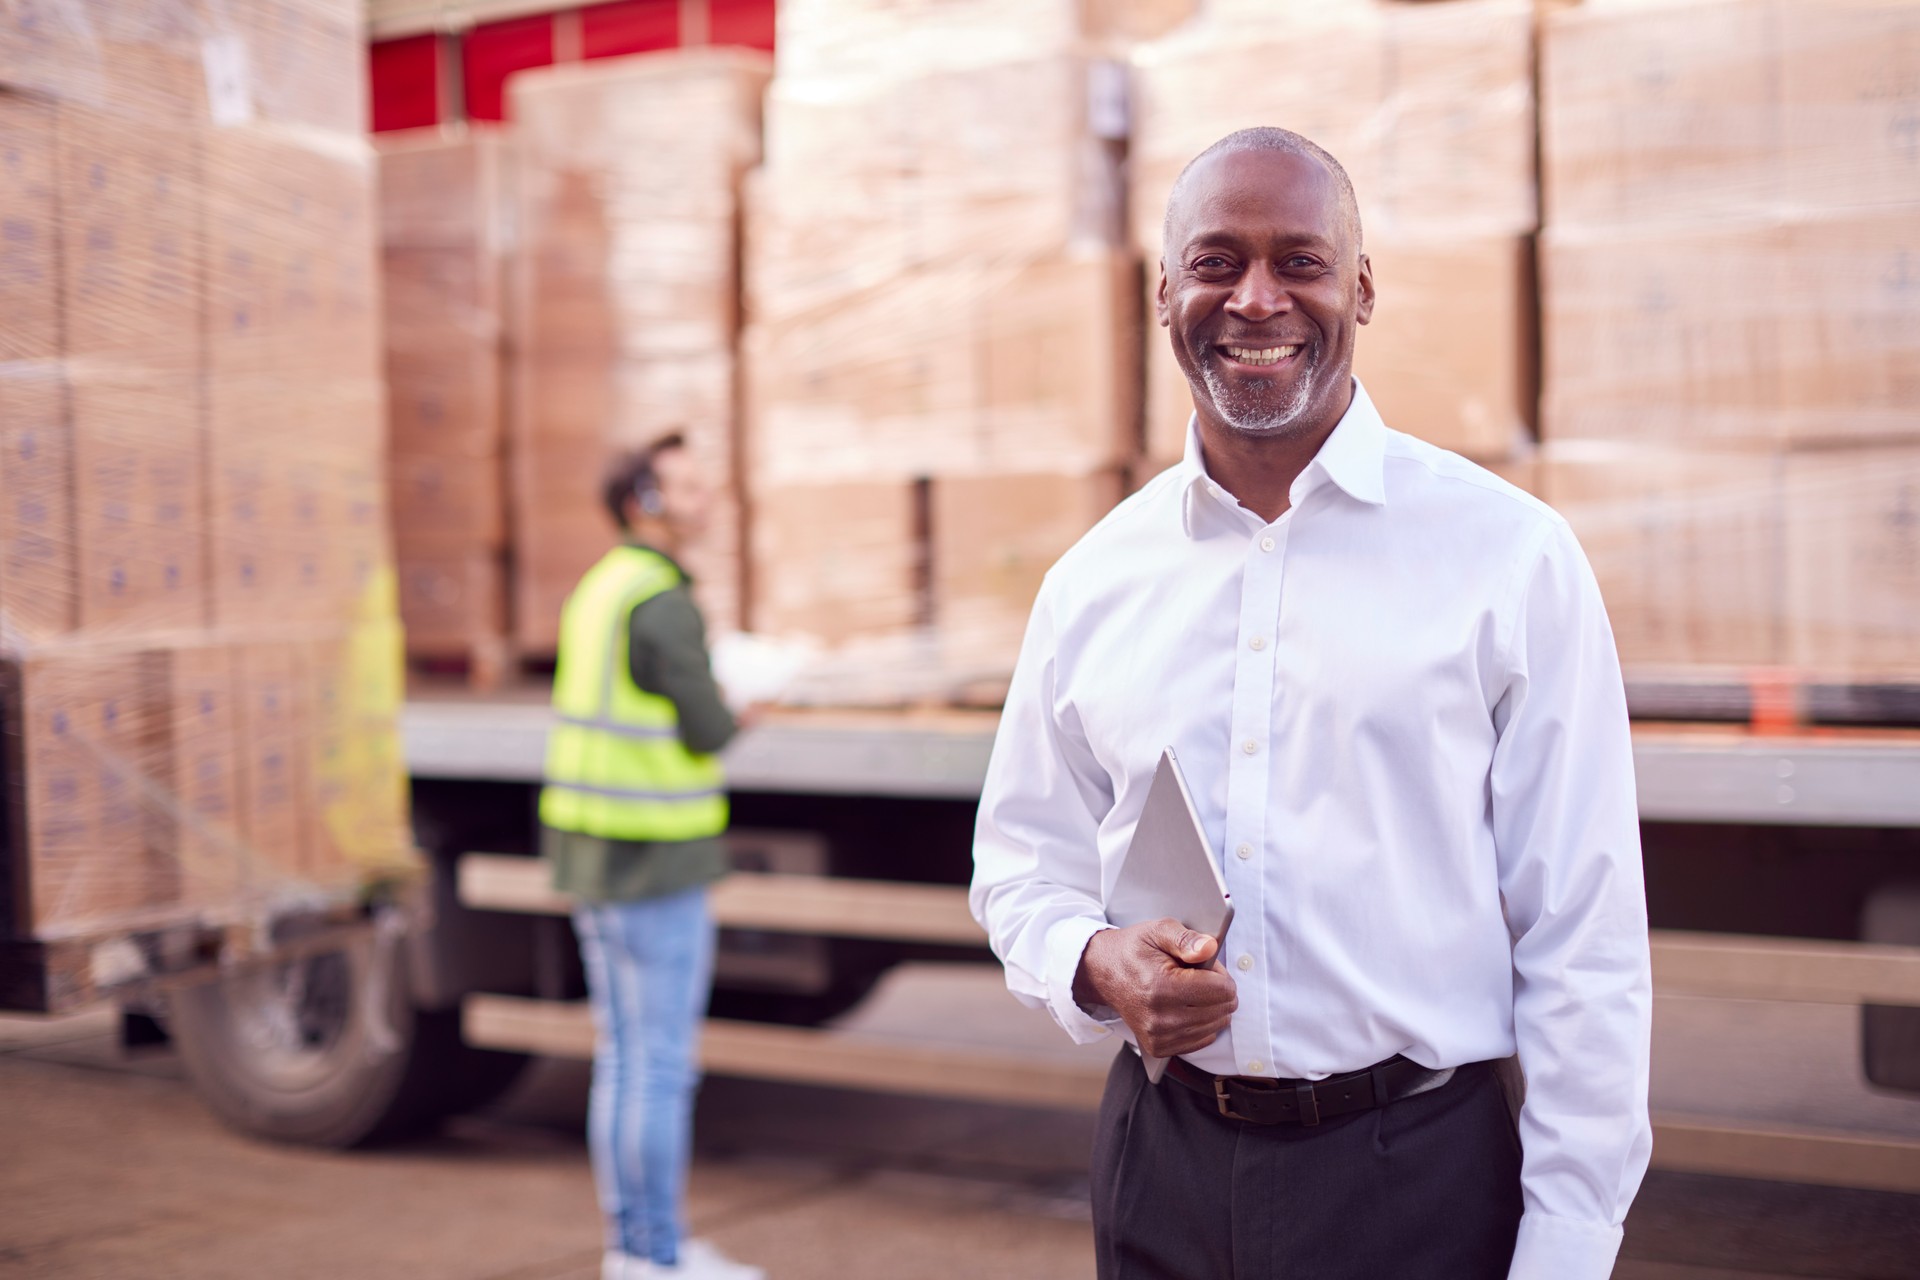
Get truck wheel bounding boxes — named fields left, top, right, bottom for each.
left=1862, top=882, right=1920, bottom=1093
left=169, top=916, right=456, bottom=1147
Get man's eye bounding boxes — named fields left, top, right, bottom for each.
left=1192, top=256, right=1233, bottom=271
left=1285, top=256, right=1322, bottom=271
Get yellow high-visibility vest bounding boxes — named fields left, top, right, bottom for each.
left=538, top=545, right=728, bottom=842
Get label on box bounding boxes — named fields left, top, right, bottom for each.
left=201, top=34, right=254, bottom=127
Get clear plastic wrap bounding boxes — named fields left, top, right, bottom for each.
left=1538, top=0, right=1920, bottom=681
left=1130, top=0, right=1540, bottom=465
left=507, top=50, right=772, bottom=652
left=0, top=0, right=413, bottom=1003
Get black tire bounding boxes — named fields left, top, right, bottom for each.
left=169, top=919, right=513, bottom=1147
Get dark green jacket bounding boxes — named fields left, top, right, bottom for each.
left=542, top=543, right=737, bottom=903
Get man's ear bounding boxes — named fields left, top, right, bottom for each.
left=1155, top=262, right=1171, bottom=328
left=1355, top=252, right=1375, bottom=326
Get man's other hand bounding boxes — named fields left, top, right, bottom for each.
left=1073, top=919, right=1238, bottom=1059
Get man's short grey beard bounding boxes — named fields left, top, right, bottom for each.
left=1199, top=356, right=1318, bottom=437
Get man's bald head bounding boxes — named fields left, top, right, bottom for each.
left=1162, top=127, right=1362, bottom=262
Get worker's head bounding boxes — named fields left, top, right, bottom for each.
left=1157, top=127, right=1373, bottom=444
left=602, top=433, right=715, bottom=551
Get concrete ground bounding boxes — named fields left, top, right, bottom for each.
left=5, top=982, right=1920, bottom=1280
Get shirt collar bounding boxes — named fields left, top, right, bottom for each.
left=1178, top=376, right=1389, bottom=537
left=625, top=537, right=693, bottom=583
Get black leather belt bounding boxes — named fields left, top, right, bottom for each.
left=1162, top=1054, right=1447, bottom=1126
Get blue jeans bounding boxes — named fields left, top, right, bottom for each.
left=574, top=885, right=716, bottom=1266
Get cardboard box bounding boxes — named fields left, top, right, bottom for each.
left=751, top=480, right=922, bottom=642
left=12, top=649, right=170, bottom=938
left=0, top=362, right=76, bottom=640
left=1540, top=444, right=1781, bottom=670
left=1785, top=449, right=1920, bottom=678
left=1542, top=213, right=1920, bottom=448
left=1775, top=211, right=1920, bottom=444
left=1540, top=0, right=1776, bottom=229
left=386, top=347, right=502, bottom=458
left=154, top=643, right=244, bottom=913
left=216, top=0, right=366, bottom=134
left=234, top=642, right=309, bottom=880
left=1780, top=1, right=1920, bottom=214
left=932, top=469, right=1123, bottom=652
left=69, top=369, right=206, bottom=635
left=0, top=92, right=59, bottom=362
left=750, top=253, right=1140, bottom=484
left=398, top=553, right=508, bottom=654
left=204, top=127, right=380, bottom=383
left=56, top=108, right=202, bottom=369
left=391, top=453, right=507, bottom=556
left=378, top=126, right=513, bottom=252
left=1353, top=235, right=1535, bottom=461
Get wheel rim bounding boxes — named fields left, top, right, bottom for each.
left=214, top=950, right=360, bottom=1092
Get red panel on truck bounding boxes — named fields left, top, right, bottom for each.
left=582, top=0, right=679, bottom=58
left=710, top=0, right=777, bottom=50
left=464, top=13, right=555, bottom=121
left=369, top=34, right=440, bottom=133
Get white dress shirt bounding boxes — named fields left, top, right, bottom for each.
left=970, top=380, right=1652, bottom=1280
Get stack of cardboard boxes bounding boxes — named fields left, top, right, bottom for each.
left=378, top=127, right=514, bottom=680
left=742, top=0, right=1140, bottom=689
left=506, top=50, right=771, bottom=653
left=1538, top=0, right=1920, bottom=677
left=0, top=0, right=411, bottom=976
left=1130, top=0, right=1540, bottom=471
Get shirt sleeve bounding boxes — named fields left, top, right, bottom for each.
left=969, top=575, right=1124, bottom=1044
left=629, top=588, right=738, bottom=756
left=1490, top=520, right=1654, bottom=1280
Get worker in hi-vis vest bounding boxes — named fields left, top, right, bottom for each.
left=540, top=433, right=764, bottom=1280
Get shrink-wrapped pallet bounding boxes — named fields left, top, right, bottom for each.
left=1537, top=0, right=1920, bottom=683
left=378, top=127, right=513, bottom=669
left=745, top=0, right=1138, bottom=691
left=509, top=50, right=771, bottom=652
left=0, top=0, right=414, bottom=1011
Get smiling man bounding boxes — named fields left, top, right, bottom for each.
left=970, top=129, right=1652, bottom=1280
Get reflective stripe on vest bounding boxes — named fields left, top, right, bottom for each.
left=538, top=545, right=728, bottom=843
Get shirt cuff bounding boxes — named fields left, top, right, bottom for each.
left=1507, top=1211, right=1623, bottom=1280
left=1044, top=916, right=1122, bottom=1044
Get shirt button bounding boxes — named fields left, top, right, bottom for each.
left=1246, top=1061, right=1265, bottom=1074
left=1236, top=954, right=1253, bottom=972
left=1235, top=842, right=1252, bottom=860
left=1259, top=536, right=1275, bottom=552
left=1241, top=738, right=1258, bottom=755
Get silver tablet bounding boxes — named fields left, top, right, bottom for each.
left=1107, top=747, right=1235, bottom=1083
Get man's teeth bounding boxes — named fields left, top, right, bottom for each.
left=1224, top=345, right=1300, bottom=366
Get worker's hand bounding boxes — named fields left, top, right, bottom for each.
left=1072, top=918, right=1237, bottom=1059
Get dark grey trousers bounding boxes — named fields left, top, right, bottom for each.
left=1091, top=1050, right=1523, bottom=1280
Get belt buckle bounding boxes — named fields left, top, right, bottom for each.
left=1296, top=1082, right=1321, bottom=1126
left=1213, top=1077, right=1250, bottom=1122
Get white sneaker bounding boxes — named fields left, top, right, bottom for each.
left=603, top=1252, right=648, bottom=1280
left=602, top=1242, right=765, bottom=1280
left=670, top=1239, right=767, bottom=1280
